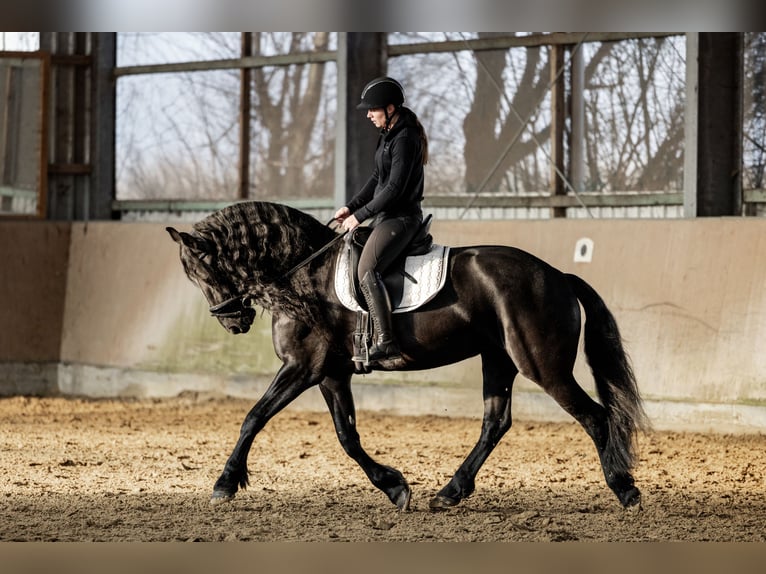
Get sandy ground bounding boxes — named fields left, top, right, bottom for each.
left=0, top=394, right=764, bottom=542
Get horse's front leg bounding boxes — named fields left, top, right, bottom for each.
left=319, top=375, right=411, bottom=510
left=211, top=362, right=315, bottom=504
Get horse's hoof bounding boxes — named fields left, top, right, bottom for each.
left=620, top=487, right=642, bottom=509
left=429, top=494, right=459, bottom=512
left=393, top=486, right=412, bottom=511
left=209, top=491, right=235, bottom=506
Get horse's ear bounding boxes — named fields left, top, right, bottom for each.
left=166, top=227, right=210, bottom=254
left=167, top=227, right=184, bottom=244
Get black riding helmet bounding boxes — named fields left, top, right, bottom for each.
left=356, top=76, right=405, bottom=109
left=357, top=76, right=405, bottom=130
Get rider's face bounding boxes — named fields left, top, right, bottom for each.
left=367, top=105, right=393, bottom=129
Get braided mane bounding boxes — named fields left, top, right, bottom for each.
left=193, top=201, right=338, bottom=321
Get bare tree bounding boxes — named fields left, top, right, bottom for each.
left=583, top=37, right=685, bottom=192
left=249, top=32, right=334, bottom=199
left=116, top=32, right=335, bottom=201
left=456, top=35, right=686, bottom=198
left=461, top=33, right=550, bottom=194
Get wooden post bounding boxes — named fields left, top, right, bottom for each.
left=550, top=44, right=566, bottom=218
left=683, top=33, right=699, bottom=217
left=686, top=33, right=744, bottom=216
left=239, top=32, right=252, bottom=200
left=570, top=43, right=585, bottom=198
left=697, top=33, right=743, bottom=216
left=90, top=32, right=117, bottom=220
left=337, top=33, right=386, bottom=207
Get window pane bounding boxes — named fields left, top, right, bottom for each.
left=388, top=43, right=552, bottom=197
left=0, top=54, right=45, bottom=216
left=117, top=33, right=240, bottom=66
left=580, top=36, right=686, bottom=192
left=117, top=32, right=337, bottom=67
left=247, top=60, right=336, bottom=201
left=743, top=32, right=765, bottom=192
left=0, top=33, right=39, bottom=52
left=116, top=70, right=240, bottom=200
left=116, top=32, right=337, bottom=202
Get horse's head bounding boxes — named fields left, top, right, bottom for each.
left=167, top=226, right=256, bottom=335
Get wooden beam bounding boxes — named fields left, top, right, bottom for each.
left=388, top=32, right=682, bottom=57
left=423, top=192, right=683, bottom=209
left=112, top=192, right=692, bottom=217
left=113, top=51, right=337, bottom=77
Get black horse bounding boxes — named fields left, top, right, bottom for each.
left=167, top=201, right=647, bottom=511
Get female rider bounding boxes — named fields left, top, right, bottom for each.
left=334, top=76, right=429, bottom=365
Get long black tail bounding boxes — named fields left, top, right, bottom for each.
left=566, top=273, right=648, bottom=475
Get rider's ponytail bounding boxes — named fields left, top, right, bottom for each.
left=412, top=113, right=429, bottom=166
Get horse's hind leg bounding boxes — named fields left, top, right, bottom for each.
left=430, top=348, right=517, bottom=511
left=319, top=375, right=411, bottom=511
left=538, top=373, right=640, bottom=508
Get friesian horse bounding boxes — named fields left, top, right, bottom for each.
left=167, top=201, right=647, bottom=511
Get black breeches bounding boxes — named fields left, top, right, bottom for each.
left=357, top=215, right=420, bottom=281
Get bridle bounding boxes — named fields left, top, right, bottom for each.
left=208, top=220, right=348, bottom=320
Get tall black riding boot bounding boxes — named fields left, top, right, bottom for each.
left=360, top=270, right=401, bottom=363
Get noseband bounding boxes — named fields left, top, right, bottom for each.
left=209, top=295, right=253, bottom=318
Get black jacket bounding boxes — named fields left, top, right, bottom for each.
left=347, top=107, right=424, bottom=223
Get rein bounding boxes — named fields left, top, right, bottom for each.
left=282, top=228, right=348, bottom=279
left=209, top=220, right=347, bottom=318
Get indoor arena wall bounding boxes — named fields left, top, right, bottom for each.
left=1, top=218, right=764, bottom=433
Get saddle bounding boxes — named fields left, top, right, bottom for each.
left=350, top=214, right=432, bottom=309
left=334, top=215, right=450, bottom=373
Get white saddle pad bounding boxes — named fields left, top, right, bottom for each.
left=335, top=244, right=450, bottom=314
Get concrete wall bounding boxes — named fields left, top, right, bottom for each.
left=1, top=218, right=765, bottom=433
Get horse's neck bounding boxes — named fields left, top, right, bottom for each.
left=228, top=224, right=312, bottom=283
